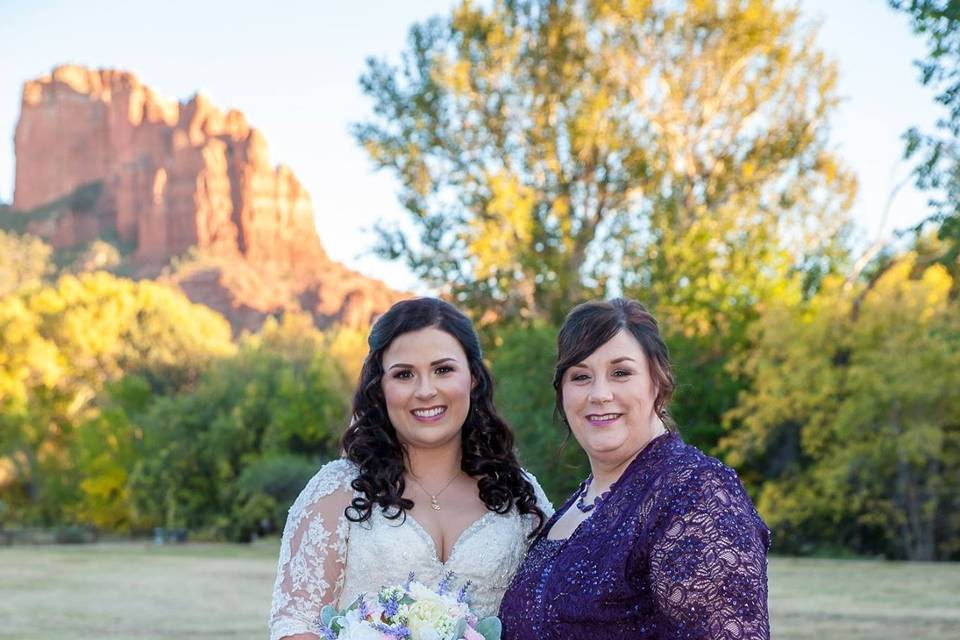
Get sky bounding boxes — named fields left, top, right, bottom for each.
left=0, top=0, right=943, bottom=292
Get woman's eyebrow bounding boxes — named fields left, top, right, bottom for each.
left=387, top=356, right=458, bottom=370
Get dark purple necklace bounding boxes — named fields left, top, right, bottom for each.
left=575, top=475, right=611, bottom=513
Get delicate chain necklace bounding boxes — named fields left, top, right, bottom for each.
left=575, top=475, right=611, bottom=513
left=408, top=469, right=461, bottom=511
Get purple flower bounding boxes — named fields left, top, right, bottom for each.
left=357, top=592, right=370, bottom=619
left=379, top=589, right=401, bottom=618
left=437, top=570, right=455, bottom=595
left=457, top=580, right=473, bottom=603
left=314, top=623, right=338, bottom=640
left=373, top=622, right=411, bottom=639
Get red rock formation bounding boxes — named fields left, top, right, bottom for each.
left=10, top=65, right=404, bottom=330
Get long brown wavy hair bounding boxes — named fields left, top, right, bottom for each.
left=340, top=298, right=544, bottom=535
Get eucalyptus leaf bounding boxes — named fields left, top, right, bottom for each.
left=320, top=604, right=338, bottom=627
left=476, top=616, right=502, bottom=640
left=452, top=617, right=467, bottom=640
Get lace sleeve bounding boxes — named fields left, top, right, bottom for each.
left=269, top=458, right=356, bottom=640
left=523, top=469, right=555, bottom=521
left=647, top=462, right=770, bottom=640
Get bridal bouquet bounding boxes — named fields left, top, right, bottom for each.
left=316, top=573, right=501, bottom=640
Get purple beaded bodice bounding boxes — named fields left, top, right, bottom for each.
left=499, top=433, right=770, bottom=640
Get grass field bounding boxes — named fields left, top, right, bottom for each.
left=0, top=542, right=958, bottom=639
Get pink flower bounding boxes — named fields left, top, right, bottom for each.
left=463, top=626, right=485, bottom=640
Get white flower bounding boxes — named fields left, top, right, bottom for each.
left=419, top=627, right=441, bottom=640
left=408, top=581, right=468, bottom=617
left=408, top=581, right=457, bottom=606
left=339, top=609, right=384, bottom=640
left=401, top=579, right=478, bottom=640
left=379, top=586, right=406, bottom=603
left=406, top=598, right=453, bottom=639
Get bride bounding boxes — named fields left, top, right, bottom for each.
left=269, top=298, right=553, bottom=640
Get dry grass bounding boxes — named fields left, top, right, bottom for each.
left=0, top=543, right=957, bottom=639
left=0, top=541, right=278, bottom=639
left=768, top=556, right=960, bottom=639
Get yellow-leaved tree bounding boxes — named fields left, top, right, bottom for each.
left=0, top=271, right=235, bottom=526
left=726, top=251, right=960, bottom=559
left=354, top=0, right=853, bottom=327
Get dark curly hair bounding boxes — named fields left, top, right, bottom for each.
left=340, top=297, right=545, bottom=535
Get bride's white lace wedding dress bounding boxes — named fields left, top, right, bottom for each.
left=269, top=458, right=553, bottom=640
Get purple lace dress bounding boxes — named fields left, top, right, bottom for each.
left=499, top=433, right=770, bottom=640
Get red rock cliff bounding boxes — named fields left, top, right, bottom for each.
left=10, top=65, right=403, bottom=330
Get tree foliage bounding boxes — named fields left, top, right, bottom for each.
left=725, top=252, right=960, bottom=559
left=129, top=313, right=352, bottom=541
left=891, top=0, right=960, bottom=261
left=0, top=277, right=355, bottom=538
left=0, top=272, right=236, bottom=524
left=355, top=0, right=853, bottom=326
left=488, top=322, right=589, bottom=503
left=0, top=229, right=53, bottom=297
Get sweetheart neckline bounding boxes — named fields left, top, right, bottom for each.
left=402, top=510, right=499, bottom=565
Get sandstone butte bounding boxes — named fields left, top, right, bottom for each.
left=8, top=64, right=405, bottom=332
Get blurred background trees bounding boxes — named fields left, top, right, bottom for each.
left=724, top=250, right=960, bottom=560
left=0, top=265, right=352, bottom=541
left=0, top=0, right=957, bottom=558
left=890, top=0, right=960, bottom=261
left=354, top=0, right=855, bottom=455
left=355, top=0, right=853, bottom=326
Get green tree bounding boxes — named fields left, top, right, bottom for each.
left=489, top=322, right=588, bottom=504
left=0, top=272, right=235, bottom=524
left=726, top=252, right=960, bottom=559
left=130, top=313, right=352, bottom=541
left=891, top=0, right=960, bottom=261
left=355, top=0, right=853, bottom=325
left=69, top=376, right=152, bottom=531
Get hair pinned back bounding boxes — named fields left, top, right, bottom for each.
left=553, top=298, right=676, bottom=429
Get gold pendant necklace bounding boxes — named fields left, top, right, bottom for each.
left=409, top=469, right=461, bottom=511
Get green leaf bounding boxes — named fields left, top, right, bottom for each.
left=476, top=616, right=502, bottom=640
left=320, top=604, right=338, bottom=628
left=452, top=617, right=467, bottom=640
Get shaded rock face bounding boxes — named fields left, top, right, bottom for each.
left=9, top=65, right=404, bottom=331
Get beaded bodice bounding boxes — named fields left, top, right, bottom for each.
left=269, top=458, right=552, bottom=640
left=499, top=433, right=771, bottom=640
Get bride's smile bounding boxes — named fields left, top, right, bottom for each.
left=410, top=405, right=447, bottom=421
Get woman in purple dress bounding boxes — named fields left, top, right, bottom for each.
left=499, top=298, right=770, bottom=640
